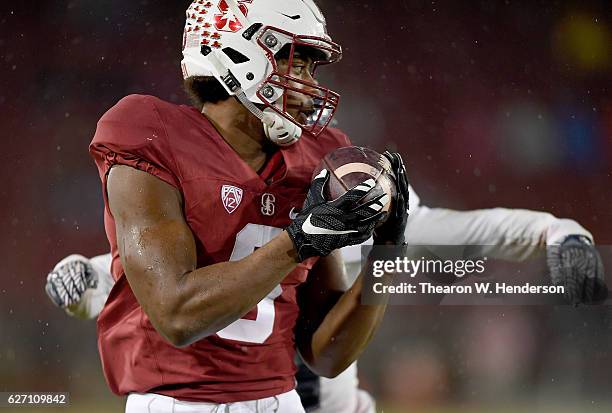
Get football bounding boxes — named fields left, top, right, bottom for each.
left=313, top=146, right=397, bottom=216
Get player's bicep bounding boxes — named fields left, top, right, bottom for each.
left=107, top=165, right=197, bottom=315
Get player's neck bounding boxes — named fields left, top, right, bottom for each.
left=202, top=101, right=275, bottom=172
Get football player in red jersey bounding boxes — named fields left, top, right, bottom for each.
left=47, top=0, right=409, bottom=411
left=44, top=2, right=607, bottom=413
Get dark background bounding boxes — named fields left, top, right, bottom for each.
left=1, top=1, right=611, bottom=411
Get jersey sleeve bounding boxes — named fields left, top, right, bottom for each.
left=403, top=185, right=595, bottom=256
left=89, top=94, right=180, bottom=189
left=404, top=206, right=594, bottom=261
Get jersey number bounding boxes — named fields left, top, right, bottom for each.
left=216, top=224, right=283, bottom=344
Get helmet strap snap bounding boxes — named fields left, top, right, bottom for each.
left=235, top=91, right=302, bottom=146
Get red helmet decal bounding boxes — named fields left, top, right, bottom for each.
left=214, top=0, right=253, bottom=33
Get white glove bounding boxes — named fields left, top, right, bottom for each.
left=45, top=254, right=114, bottom=319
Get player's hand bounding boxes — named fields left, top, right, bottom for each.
left=287, top=169, right=388, bottom=261
left=547, top=235, right=607, bottom=305
left=45, top=255, right=98, bottom=309
left=373, top=151, right=409, bottom=245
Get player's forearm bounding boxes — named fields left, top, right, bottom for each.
left=112, top=165, right=300, bottom=347
left=150, top=231, right=298, bottom=347
left=407, top=207, right=593, bottom=261
left=305, top=275, right=387, bottom=377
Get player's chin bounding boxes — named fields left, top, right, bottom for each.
left=287, top=109, right=309, bottom=125
left=297, top=111, right=311, bottom=125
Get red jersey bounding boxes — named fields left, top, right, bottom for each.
left=89, top=95, right=351, bottom=403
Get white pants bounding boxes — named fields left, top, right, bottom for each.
left=125, top=390, right=305, bottom=413
left=310, top=363, right=376, bottom=413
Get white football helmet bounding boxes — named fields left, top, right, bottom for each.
left=181, top=0, right=342, bottom=145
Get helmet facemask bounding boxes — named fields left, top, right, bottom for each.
left=255, top=26, right=341, bottom=138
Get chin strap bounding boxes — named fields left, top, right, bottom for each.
left=235, top=90, right=302, bottom=146
left=262, top=107, right=302, bottom=146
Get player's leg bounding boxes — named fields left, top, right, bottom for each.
left=316, top=363, right=360, bottom=413
left=354, top=389, right=376, bottom=413
left=297, top=360, right=376, bottom=413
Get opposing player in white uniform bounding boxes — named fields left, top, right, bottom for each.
left=46, top=184, right=605, bottom=413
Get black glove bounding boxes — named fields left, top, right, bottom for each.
left=45, top=255, right=97, bottom=308
left=547, top=235, right=607, bottom=305
left=287, top=169, right=388, bottom=261
left=373, top=151, right=409, bottom=245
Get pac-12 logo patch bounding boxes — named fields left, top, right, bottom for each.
left=221, top=185, right=243, bottom=214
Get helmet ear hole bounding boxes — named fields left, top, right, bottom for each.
left=242, top=23, right=263, bottom=41
left=222, top=47, right=250, bottom=64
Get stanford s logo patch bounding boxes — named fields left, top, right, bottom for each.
left=261, top=193, right=276, bottom=216
left=221, top=185, right=243, bottom=214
